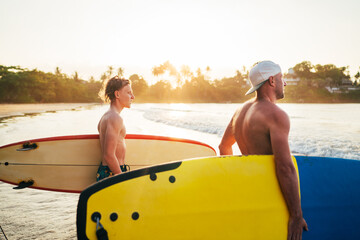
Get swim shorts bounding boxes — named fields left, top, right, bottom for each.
left=96, top=163, right=130, bottom=182
left=96, top=163, right=113, bottom=182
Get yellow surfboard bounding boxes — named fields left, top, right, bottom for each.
left=0, top=134, right=216, bottom=193
left=77, top=155, right=299, bottom=240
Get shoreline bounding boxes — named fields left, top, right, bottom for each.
left=0, top=103, right=100, bottom=118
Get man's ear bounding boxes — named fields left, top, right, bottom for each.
left=268, top=76, right=276, bottom=87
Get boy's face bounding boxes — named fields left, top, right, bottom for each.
left=115, top=84, right=135, bottom=108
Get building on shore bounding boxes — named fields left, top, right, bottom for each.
left=284, top=68, right=300, bottom=85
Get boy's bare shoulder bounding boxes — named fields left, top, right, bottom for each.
left=100, top=110, right=123, bottom=129
left=107, top=110, right=123, bottom=125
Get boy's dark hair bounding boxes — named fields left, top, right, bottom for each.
left=99, top=76, right=130, bottom=102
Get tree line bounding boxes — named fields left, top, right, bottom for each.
left=0, top=66, right=101, bottom=103
left=0, top=61, right=359, bottom=103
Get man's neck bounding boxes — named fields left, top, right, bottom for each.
left=256, top=92, right=277, bottom=103
left=110, top=101, right=124, bottom=114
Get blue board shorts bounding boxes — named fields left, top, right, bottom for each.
left=96, top=163, right=130, bottom=182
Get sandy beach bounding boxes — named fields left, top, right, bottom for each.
left=0, top=103, right=100, bottom=118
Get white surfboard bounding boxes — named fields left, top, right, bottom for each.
left=0, top=134, right=216, bottom=193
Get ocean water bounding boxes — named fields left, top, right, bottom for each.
left=0, top=103, right=359, bottom=239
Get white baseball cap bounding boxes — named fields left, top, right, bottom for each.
left=245, top=60, right=282, bottom=95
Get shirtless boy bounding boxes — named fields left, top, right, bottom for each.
left=219, top=61, right=308, bottom=240
left=96, top=76, right=135, bottom=181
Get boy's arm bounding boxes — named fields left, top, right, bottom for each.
left=103, top=117, right=123, bottom=174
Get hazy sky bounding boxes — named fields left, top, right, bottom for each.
left=1, top=0, right=359, bottom=83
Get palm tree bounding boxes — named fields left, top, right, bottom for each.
left=117, top=67, right=124, bottom=77
left=205, top=66, right=211, bottom=80
left=196, top=68, right=202, bottom=77
left=55, top=67, right=61, bottom=76
left=180, top=65, right=193, bottom=83
left=152, top=65, right=166, bottom=78
left=355, top=67, right=360, bottom=86
left=100, top=73, right=107, bottom=82
left=73, top=71, right=79, bottom=81
left=107, top=66, right=114, bottom=77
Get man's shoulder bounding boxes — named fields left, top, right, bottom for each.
left=236, top=100, right=255, bottom=115
left=268, top=104, right=290, bottom=128
left=255, top=101, right=289, bottom=121
left=102, top=111, right=123, bottom=125
left=273, top=104, right=288, bottom=118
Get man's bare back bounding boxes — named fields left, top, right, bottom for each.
left=232, top=99, right=288, bottom=155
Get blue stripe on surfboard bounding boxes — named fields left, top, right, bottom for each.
left=295, top=156, right=360, bottom=240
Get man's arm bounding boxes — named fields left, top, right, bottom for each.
left=103, top=116, right=123, bottom=174
left=219, top=119, right=236, bottom=155
left=269, top=110, right=308, bottom=240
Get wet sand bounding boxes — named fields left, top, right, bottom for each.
left=0, top=103, right=100, bottom=118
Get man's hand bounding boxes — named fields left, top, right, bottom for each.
left=287, top=216, right=308, bottom=240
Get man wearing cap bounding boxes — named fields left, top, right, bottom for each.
left=219, top=60, right=308, bottom=240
